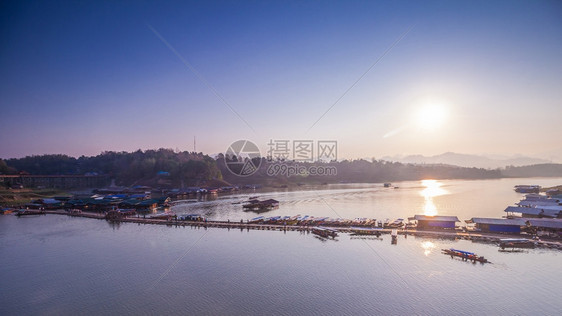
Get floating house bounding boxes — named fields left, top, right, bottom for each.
left=514, top=185, right=540, bottom=193
left=413, top=215, right=460, bottom=229
left=516, top=194, right=560, bottom=207
left=466, top=217, right=526, bottom=233
left=31, top=198, right=63, bottom=209
left=525, top=219, right=562, bottom=238
left=504, top=206, right=562, bottom=218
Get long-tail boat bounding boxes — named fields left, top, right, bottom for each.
left=442, top=248, right=491, bottom=263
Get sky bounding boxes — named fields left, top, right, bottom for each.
left=1, top=0, right=561, bottom=161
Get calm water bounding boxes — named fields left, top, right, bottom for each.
left=173, top=177, right=562, bottom=221
left=1, top=178, right=561, bottom=315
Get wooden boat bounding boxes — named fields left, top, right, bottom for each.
left=249, top=216, right=265, bottom=223
left=442, top=248, right=490, bottom=263
left=350, top=227, right=382, bottom=236
left=378, top=218, right=389, bottom=228
left=178, top=214, right=205, bottom=221
left=312, top=227, right=338, bottom=238
left=147, top=212, right=175, bottom=220
left=15, top=209, right=46, bottom=216
left=386, top=218, right=404, bottom=228
left=105, top=208, right=136, bottom=220
left=284, top=215, right=300, bottom=225
left=499, top=238, right=536, bottom=249
left=498, top=248, right=526, bottom=253
left=243, top=199, right=279, bottom=212
left=391, top=229, right=398, bottom=242
left=1, top=208, right=15, bottom=215
left=264, top=216, right=282, bottom=223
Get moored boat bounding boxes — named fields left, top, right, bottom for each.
left=386, top=218, right=404, bottom=228
left=147, top=212, right=175, bottom=220
left=249, top=216, right=265, bottom=223
left=499, top=238, right=536, bottom=249
left=391, top=229, right=398, bottom=244
left=178, top=214, right=205, bottom=221
left=442, top=248, right=490, bottom=263
left=15, top=209, right=46, bottom=216
left=312, top=227, right=338, bottom=238
left=1, top=208, right=15, bottom=215
left=350, top=227, right=382, bottom=236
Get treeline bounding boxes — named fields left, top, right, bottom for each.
left=0, top=159, right=17, bottom=175
left=2, top=149, right=222, bottom=186
left=3, top=151, right=561, bottom=188
left=216, top=157, right=503, bottom=185
left=502, top=164, right=562, bottom=178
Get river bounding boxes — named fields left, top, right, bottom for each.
left=1, top=178, right=561, bottom=315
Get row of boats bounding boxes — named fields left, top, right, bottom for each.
left=248, top=215, right=405, bottom=228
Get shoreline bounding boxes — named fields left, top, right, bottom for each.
left=23, top=210, right=562, bottom=251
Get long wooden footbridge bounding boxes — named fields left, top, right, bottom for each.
left=24, top=210, right=561, bottom=250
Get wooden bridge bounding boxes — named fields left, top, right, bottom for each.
left=36, top=210, right=562, bottom=250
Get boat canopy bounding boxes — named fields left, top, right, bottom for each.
left=450, top=249, right=475, bottom=255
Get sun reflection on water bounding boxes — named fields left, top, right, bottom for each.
left=421, top=241, right=436, bottom=256
left=420, top=180, right=447, bottom=216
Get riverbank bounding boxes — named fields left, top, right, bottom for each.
left=30, top=210, right=562, bottom=250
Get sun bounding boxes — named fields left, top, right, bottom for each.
left=414, top=103, right=448, bottom=131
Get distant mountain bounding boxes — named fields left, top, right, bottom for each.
left=381, top=152, right=551, bottom=169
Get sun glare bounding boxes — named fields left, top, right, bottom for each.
left=420, top=180, right=447, bottom=216
left=421, top=241, right=436, bottom=256
left=415, top=103, right=448, bottom=131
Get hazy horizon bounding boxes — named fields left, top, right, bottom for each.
left=1, top=1, right=561, bottom=161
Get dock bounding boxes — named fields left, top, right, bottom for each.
left=31, top=210, right=562, bottom=250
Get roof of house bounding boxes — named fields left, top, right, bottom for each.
left=526, top=219, right=562, bottom=229
left=413, top=215, right=460, bottom=222
left=540, top=205, right=562, bottom=211
left=505, top=206, right=560, bottom=217
left=505, top=206, right=543, bottom=215
left=542, top=209, right=561, bottom=217
left=518, top=201, right=560, bottom=207
left=468, top=217, right=526, bottom=226
left=41, top=198, right=61, bottom=204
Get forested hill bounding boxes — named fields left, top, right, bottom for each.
left=502, top=164, right=562, bottom=178
left=217, top=157, right=503, bottom=185
left=3, top=151, right=562, bottom=188
left=2, top=149, right=222, bottom=186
